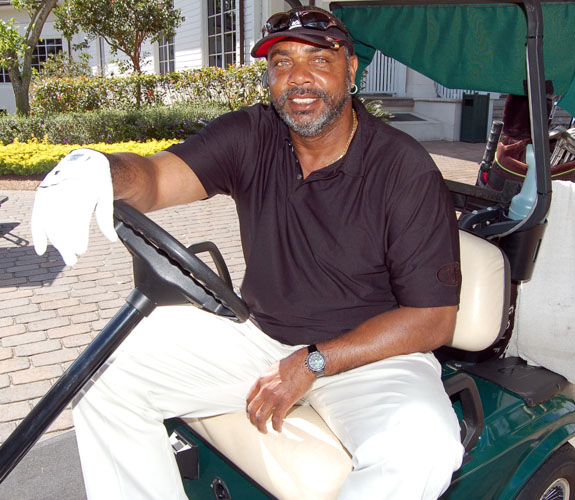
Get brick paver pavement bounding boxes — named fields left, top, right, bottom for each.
left=0, top=141, right=485, bottom=444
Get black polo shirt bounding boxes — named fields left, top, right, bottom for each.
left=168, top=99, right=460, bottom=345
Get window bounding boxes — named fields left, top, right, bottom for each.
left=159, top=36, right=175, bottom=74
left=207, top=0, right=237, bottom=68
left=0, top=67, right=9, bottom=84
left=1, top=38, right=63, bottom=83
left=32, top=38, right=63, bottom=72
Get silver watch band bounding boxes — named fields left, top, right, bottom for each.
left=305, top=344, right=326, bottom=377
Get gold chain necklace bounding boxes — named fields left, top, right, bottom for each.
left=322, top=110, right=357, bottom=168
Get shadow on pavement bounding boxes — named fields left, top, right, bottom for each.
left=0, top=222, right=29, bottom=247
left=0, top=244, right=65, bottom=289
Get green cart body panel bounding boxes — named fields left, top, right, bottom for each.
left=443, top=365, right=575, bottom=499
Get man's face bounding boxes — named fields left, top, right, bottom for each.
left=267, top=40, right=358, bottom=137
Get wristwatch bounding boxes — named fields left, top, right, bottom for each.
left=305, top=345, right=326, bottom=378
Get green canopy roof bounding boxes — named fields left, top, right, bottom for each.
left=331, top=1, right=575, bottom=114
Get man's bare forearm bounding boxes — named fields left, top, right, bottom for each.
left=106, top=151, right=208, bottom=213
left=246, top=305, right=457, bottom=433
left=108, top=153, right=160, bottom=212
left=316, top=305, right=457, bottom=376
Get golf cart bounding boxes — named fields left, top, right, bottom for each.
left=1, top=0, right=575, bottom=498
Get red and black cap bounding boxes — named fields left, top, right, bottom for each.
left=251, top=7, right=355, bottom=58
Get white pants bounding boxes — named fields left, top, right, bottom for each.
left=73, top=305, right=464, bottom=500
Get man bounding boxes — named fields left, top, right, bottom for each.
left=31, top=7, right=464, bottom=499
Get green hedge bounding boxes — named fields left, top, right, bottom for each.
left=30, top=61, right=269, bottom=113
left=0, top=103, right=228, bottom=145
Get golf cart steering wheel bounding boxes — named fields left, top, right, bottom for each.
left=0, top=201, right=249, bottom=484
left=113, top=200, right=249, bottom=322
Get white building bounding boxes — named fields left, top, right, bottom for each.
left=0, top=0, right=491, bottom=141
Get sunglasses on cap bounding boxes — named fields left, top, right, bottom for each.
left=262, top=9, right=346, bottom=38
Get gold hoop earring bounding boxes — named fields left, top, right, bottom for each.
left=350, top=84, right=358, bottom=95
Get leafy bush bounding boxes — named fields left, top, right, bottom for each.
left=31, top=74, right=170, bottom=112
left=170, top=61, right=269, bottom=111
left=31, top=76, right=106, bottom=113
left=30, top=61, right=269, bottom=113
left=37, top=52, right=92, bottom=79
left=0, top=137, right=181, bottom=176
left=0, top=103, right=227, bottom=145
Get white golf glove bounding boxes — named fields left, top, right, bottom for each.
left=31, top=148, right=118, bottom=266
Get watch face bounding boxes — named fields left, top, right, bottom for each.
left=307, top=351, right=326, bottom=372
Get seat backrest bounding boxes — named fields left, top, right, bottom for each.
left=447, top=230, right=510, bottom=352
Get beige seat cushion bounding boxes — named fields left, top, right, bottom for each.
left=184, top=405, right=351, bottom=500
left=185, top=230, right=509, bottom=498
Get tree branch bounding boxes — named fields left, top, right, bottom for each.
left=27, top=0, right=59, bottom=49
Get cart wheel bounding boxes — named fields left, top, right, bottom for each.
left=516, top=444, right=575, bottom=500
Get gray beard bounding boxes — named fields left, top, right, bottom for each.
left=272, top=87, right=350, bottom=137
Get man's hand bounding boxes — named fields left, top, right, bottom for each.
left=246, top=349, right=315, bottom=434
left=31, top=149, right=117, bottom=266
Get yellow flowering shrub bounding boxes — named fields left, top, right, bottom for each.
left=0, top=138, right=181, bottom=176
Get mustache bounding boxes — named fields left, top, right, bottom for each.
left=275, top=87, right=330, bottom=107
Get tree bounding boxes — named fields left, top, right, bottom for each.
left=0, top=0, right=59, bottom=115
left=55, top=0, right=184, bottom=75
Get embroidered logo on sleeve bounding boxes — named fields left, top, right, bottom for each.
left=436, top=262, right=462, bottom=286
